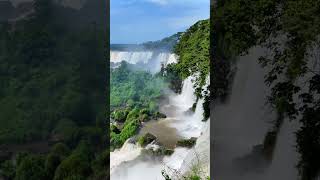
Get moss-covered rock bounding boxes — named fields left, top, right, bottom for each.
left=176, top=137, right=197, bottom=148
left=143, top=146, right=174, bottom=156
left=138, top=133, right=157, bottom=147
left=154, top=112, right=167, bottom=119
left=163, top=149, right=174, bottom=156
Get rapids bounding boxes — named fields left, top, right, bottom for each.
left=110, top=51, right=209, bottom=179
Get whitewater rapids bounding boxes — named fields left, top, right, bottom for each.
left=110, top=50, right=209, bottom=180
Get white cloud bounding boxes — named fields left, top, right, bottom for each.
left=144, top=0, right=209, bottom=6
left=145, top=0, right=168, bottom=5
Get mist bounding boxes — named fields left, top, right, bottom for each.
left=212, top=47, right=299, bottom=180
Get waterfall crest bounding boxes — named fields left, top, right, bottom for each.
left=110, top=51, right=177, bottom=73
left=110, top=139, right=142, bottom=174
left=110, top=51, right=153, bottom=64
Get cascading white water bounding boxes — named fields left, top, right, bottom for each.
left=170, top=76, right=197, bottom=112
left=110, top=51, right=177, bottom=73
left=161, top=53, right=178, bottom=67
left=110, top=75, right=209, bottom=180
left=167, top=75, right=207, bottom=138
left=110, top=51, right=154, bottom=64
left=179, top=120, right=210, bottom=177
left=181, top=76, right=211, bottom=176
left=110, top=139, right=142, bottom=174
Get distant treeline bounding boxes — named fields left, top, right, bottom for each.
left=110, top=33, right=181, bottom=52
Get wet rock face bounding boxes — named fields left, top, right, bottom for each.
left=176, top=137, right=197, bottom=148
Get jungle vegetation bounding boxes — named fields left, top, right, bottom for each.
left=0, top=0, right=108, bottom=179
left=212, top=0, right=320, bottom=179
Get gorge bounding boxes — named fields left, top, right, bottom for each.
left=110, top=19, right=210, bottom=180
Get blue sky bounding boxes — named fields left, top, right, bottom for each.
left=111, top=0, right=210, bottom=44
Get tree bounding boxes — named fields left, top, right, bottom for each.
left=53, top=141, right=93, bottom=180
left=15, top=155, right=46, bottom=180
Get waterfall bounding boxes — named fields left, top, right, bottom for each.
left=110, top=72, right=209, bottom=180
left=110, top=51, right=177, bottom=73
left=110, top=138, right=142, bottom=174
left=167, top=54, right=178, bottom=65
left=169, top=76, right=196, bottom=111
left=110, top=46, right=210, bottom=180
left=178, top=76, right=210, bottom=177
left=168, top=76, right=206, bottom=138
left=212, top=47, right=298, bottom=180
left=110, top=51, right=153, bottom=64
left=179, top=120, right=210, bottom=176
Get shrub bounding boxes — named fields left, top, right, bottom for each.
left=45, top=143, right=70, bottom=179
left=176, top=137, right=197, bottom=148
left=51, top=143, right=70, bottom=156
left=112, top=109, right=128, bottom=122
left=110, top=124, right=120, bottom=134
left=91, top=150, right=109, bottom=179
left=53, top=142, right=92, bottom=180
left=15, top=155, right=47, bottom=180
left=126, top=109, right=140, bottom=122
left=0, top=160, right=15, bottom=179
left=119, top=120, right=139, bottom=144
left=138, top=133, right=157, bottom=147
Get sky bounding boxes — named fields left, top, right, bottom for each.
left=111, top=0, right=210, bottom=44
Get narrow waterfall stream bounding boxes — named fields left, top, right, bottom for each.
left=110, top=50, right=209, bottom=180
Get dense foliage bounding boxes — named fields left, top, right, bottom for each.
left=167, top=19, right=210, bottom=121
left=0, top=1, right=106, bottom=144
left=213, top=0, right=320, bottom=179
left=110, top=62, right=167, bottom=149
left=0, top=0, right=108, bottom=179
left=110, top=61, right=166, bottom=109
left=173, top=20, right=210, bottom=91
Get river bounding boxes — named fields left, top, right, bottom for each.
left=110, top=50, right=209, bottom=180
